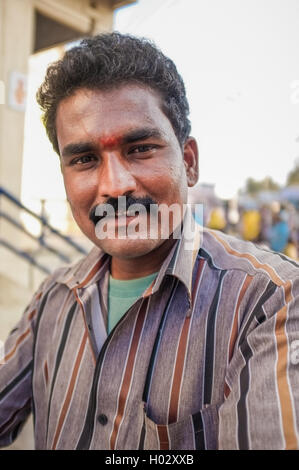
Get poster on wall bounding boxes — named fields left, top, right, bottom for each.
left=8, top=71, right=27, bottom=112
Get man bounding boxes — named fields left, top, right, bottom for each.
left=0, top=33, right=298, bottom=450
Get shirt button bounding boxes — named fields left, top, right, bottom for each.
left=97, top=413, right=108, bottom=426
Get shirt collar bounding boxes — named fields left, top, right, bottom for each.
left=159, top=206, right=202, bottom=299
left=57, top=205, right=202, bottom=299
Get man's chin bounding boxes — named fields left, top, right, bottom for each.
left=92, top=237, right=166, bottom=259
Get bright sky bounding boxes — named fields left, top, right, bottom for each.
left=114, top=0, right=299, bottom=199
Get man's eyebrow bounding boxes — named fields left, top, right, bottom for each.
left=61, top=142, right=94, bottom=158
left=61, top=128, right=164, bottom=157
left=122, top=128, right=164, bottom=144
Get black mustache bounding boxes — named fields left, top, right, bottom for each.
left=89, top=196, right=157, bottom=226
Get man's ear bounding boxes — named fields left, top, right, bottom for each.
left=183, top=137, right=199, bottom=187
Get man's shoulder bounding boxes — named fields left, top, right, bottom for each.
left=39, top=245, right=102, bottom=293
left=200, top=228, right=299, bottom=285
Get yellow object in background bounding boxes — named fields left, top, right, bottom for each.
left=242, top=210, right=261, bottom=241
left=208, top=208, right=226, bottom=230
left=284, top=242, right=298, bottom=260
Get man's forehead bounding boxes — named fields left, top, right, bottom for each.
left=57, top=85, right=162, bottom=128
left=56, top=85, right=177, bottom=153
left=99, top=135, right=122, bottom=148
left=57, top=84, right=162, bottom=115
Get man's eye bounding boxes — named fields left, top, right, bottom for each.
left=72, top=155, right=96, bottom=165
left=129, top=144, right=156, bottom=154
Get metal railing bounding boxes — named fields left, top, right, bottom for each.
left=0, top=186, right=87, bottom=276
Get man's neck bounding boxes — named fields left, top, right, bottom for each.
left=110, top=238, right=177, bottom=280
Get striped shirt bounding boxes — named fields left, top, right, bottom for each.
left=0, top=215, right=299, bottom=449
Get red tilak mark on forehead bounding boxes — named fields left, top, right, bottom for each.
left=99, top=136, right=122, bottom=148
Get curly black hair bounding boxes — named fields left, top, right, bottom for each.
left=36, top=32, right=191, bottom=154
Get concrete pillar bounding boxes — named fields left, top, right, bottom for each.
left=0, top=0, right=35, bottom=287
left=0, top=0, right=34, bottom=196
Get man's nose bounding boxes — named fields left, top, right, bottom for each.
left=98, top=153, right=137, bottom=198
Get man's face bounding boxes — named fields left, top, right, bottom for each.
left=56, top=84, right=198, bottom=259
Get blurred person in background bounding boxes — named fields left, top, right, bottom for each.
left=259, top=204, right=272, bottom=245
left=207, top=206, right=227, bottom=231
left=240, top=208, right=261, bottom=243
left=268, top=207, right=290, bottom=254
left=284, top=203, right=299, bottom=260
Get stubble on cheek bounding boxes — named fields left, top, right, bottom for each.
left=66, top=193, right=94, bottom=238
left=62, top=171, right=93, bottom=234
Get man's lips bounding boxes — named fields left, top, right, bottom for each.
left=98, top=212, right=147, bottom=226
